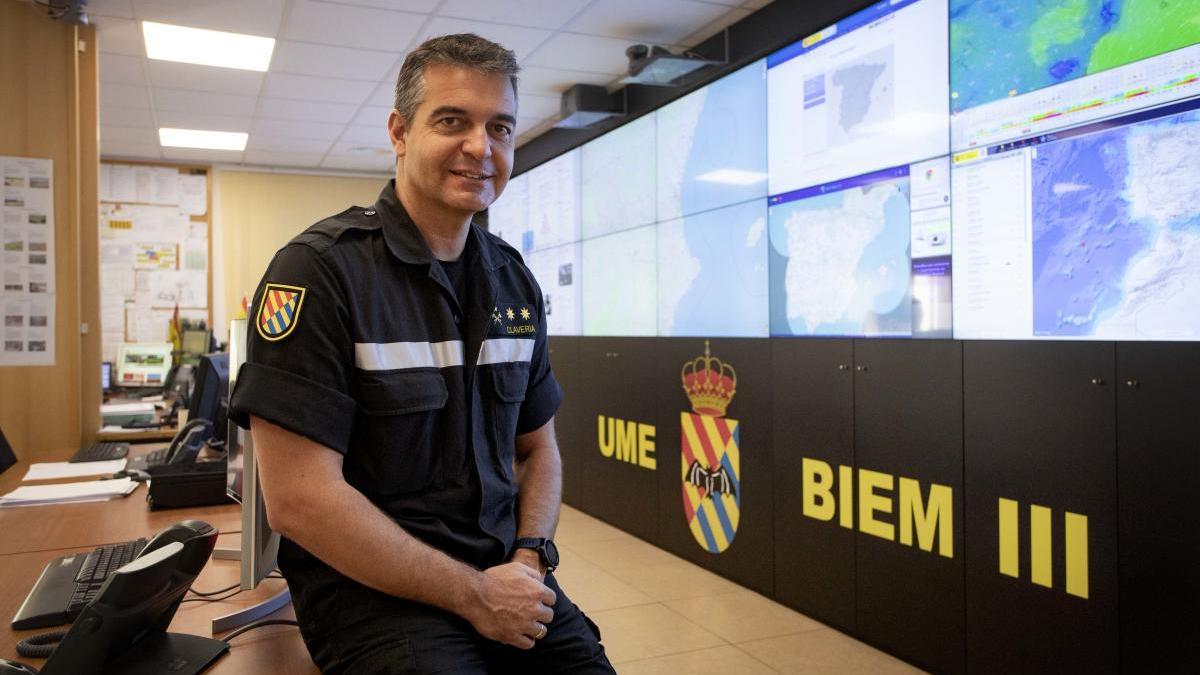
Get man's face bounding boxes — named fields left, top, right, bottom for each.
left=389, top=64, right=517, bottom=217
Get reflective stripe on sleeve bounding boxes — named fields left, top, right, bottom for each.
left=476, top=338, right=535, bottom=365
left=354, top=340, right=464, bottom=370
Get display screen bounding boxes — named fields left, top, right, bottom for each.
left=582, top=225, right=657, bottom=336
left=581, top=115, right=657, bottom=240
left=527, top=243, right=582, bottom=336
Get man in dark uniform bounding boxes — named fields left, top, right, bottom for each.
left=228, top=34, right=614, bottom=674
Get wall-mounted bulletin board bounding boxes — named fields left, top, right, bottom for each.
left=0, top=155, right=55, bottom=367
left=98, top=161, right=210, bottom=364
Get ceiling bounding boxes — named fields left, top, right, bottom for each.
left=83, top=0, right=773, bottom=174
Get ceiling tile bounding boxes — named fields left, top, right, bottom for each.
left=256, top=98, right=361, bottom=124
left=101, top=106, right=156, bottom=127
left=93, top=16, right=145, bottom=57
left=517, top=66, right=615, bottom=97
left=516, top=94, right=560, bottom=120
left=88, top=0, right=135, bottom=19
left=271, top=41, right=401, bottom=81
left=245, top=136, right=334, bottom=154
left=743, top=0, right=773, bottom=9
left=330, top=140, right=395, bottom=155
left=284, top=0, right=426, bottom=51
left=147, top=60, right=265, bottom=96
left=250, top=118, right=346, bottom=141
left=324, top=0, right=440, bottom=11
left=131, top=0, right=286, bottom=36
left=262, top=73, right=376, bottom=104
left=154, top=88, right=258, bottom=117
left=161, top=147, right=246, bottom=163
left=101, top=140, right=162, bottom=160
left=338, top=126, right=393, bottom=148
left=678, top=7, right=752, bottom=48
left=524, top=33, right=635, bottom=75
left=99, top=54, right=146, bottom=85
left=100, top=83, right=151, bottom=109
left=100, top=125, right=159, bottom=144
left=321, top=153, right=395, bottom=173
left=566, top=0, right=732, bottom=45
left=354, top=105, right=394, bottom=126
left=243, top=151, right=327, bottom=168
left=416, top=17, right=552, bottom=62
left=367, top=82, right=396, bottom=107
left=156, top=110, right=251, bottom=133
left=437, top=0, right=592, bottom=31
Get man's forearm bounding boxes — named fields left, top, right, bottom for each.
left=514, top=442, right=562, bottom=541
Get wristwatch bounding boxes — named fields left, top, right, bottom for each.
left=513, top=537, right=559, bottom=573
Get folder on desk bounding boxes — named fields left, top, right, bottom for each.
left=0, top=477, right=137, bottom=507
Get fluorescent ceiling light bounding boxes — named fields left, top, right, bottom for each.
left=696, top=169, right=768, bottom=186
left=159, top=128, right=248, bottom=151
left=143, top=21, right=275, bottom=72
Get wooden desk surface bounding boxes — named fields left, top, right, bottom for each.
left=0, top=446, right=317, bottom=672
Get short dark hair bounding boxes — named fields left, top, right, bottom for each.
left=393, top=34, right=520, bottom=124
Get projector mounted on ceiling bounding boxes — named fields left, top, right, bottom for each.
left=33, top=0, right=89, bottom=26
left=553, top=84, right=626, bottom=129
left=620, top=44, right=723, bottom=86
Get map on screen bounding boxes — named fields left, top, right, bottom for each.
left=656, top=60, right=768, bottom=222
left=527, top=243, right=582, bottom=336
left=582, top=225, right=657, bottom=336
left=769, top=167, right=913, bottom=336
left=950, top=0, right=1200, bottom=114
left=487, top=172, right=528, bottom=252
left=581, top=115, right=657, bottom=239
left=658, top=199, right=769, bottom=337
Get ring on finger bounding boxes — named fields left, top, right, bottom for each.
left=535, top=623, right=547, bottom=640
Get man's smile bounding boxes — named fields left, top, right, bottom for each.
left=450, top=169, right=493, bottom=180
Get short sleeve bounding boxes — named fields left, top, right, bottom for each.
left=515, top=279, right=562, bottom=435
left=229, top=243, right=357, bottom=453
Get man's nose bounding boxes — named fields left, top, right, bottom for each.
left=462, top=124, right=493, bottom=160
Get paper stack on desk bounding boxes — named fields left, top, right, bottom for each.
left=0, top=477, right=138, bottom=507
left=23, top=459, right=127, bottom=481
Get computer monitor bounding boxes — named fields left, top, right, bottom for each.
left=181, top=328, right=211, bottom=366
left=214, top=318, right=287, bottom=633
left=116, top=342, right=173, bottom=387
left=189, top=352, right=229, bottom=445
left=0, top=425, right=16, bottom=475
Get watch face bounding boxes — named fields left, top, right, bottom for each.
left=543, top=539, right=560, bottom=567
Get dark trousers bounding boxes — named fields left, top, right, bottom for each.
left=285, top=562, right=615, bottom=674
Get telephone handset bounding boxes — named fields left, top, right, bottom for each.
left=165, top=418, right=214, bottom=465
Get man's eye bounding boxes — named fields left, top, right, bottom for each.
left=439, top=117, right=462, bottom=128
left=493, top=124, right=513, bottom=137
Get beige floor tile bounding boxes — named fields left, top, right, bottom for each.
left=556, top=506, right=632, bottom=547
left=664, top=588, right=825, bottom=643
left=738, top=629, right=927, bottom=675
left=589, top=603, right=724, bottom=664
left=567, top=533, right=680, bottom=570
left=554, top=546, right=655, bottom=613
left=617, top=645, right=779, bottom=675
left=621, top=558, right=744, bottom=601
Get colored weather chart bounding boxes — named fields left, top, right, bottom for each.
left=769, top=174, right=912, bottom=337
left=950, top=0, right=1200, bottom=113
left=1031, top=108, right=1200, bottom=339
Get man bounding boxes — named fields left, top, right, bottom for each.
left=229, top=34, right=614, bottom=674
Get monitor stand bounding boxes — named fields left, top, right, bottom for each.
left=104, top=632, right=228, bottom=675
left=209, top=546, right=293, bottom=634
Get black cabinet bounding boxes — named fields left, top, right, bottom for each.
left=854, top=340, right=964, bottom=675
left=771, top=339, right=856, bottom=631
left=549, top=337, right=583, bottom=505
left=963, top=341, right=1117, bottom=675
left=1116, top=342, right=1200, bottom=673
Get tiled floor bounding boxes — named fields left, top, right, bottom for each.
left=554, top=505, right=926, bottom=675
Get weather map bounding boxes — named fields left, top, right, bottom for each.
left=1031, top=107, right=1200, bottom=339
left=580, top=115, right=656, bottom=239
left=950, top=0, right=1200, bottom=113
left=582, top=225, right=657, bottom=336
left=769, top=171, right=913, bottom=336
left=829, top=46, right=894, bottom=142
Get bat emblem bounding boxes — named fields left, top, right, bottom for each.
left=686, top=460, right=737, bottom=500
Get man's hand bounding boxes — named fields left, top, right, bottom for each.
left=464, top=562, right=556, bottom=649
left=510, top=547, right=546, bottom=579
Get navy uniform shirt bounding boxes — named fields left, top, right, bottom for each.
left=229, top=181, right=562, bottom=571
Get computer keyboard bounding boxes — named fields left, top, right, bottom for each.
left=67, top=441, right=130, bottom=463
left=11, top=537, right=148, bottom=630
left=125, top=446, right=171, bottom=472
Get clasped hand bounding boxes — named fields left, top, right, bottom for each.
left=466, top=561, right=556, bottom=649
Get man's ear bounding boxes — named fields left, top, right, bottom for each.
left=387, top=109, right=407, bottom=158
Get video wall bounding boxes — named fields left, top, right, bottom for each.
left=489, top=0, right=1200, bottom=341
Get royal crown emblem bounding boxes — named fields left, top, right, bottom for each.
left=680, top=340, right=741, bottom=554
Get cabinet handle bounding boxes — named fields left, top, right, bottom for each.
left=855, top=365, right=868, bottom=373
left=837, top=364, right=849, bottom=371
left=604, top=352, right=620, bottom=358
left=1125, top=379, right=1139, bottom=389
left=1090, top=377, right=1105, bottom=386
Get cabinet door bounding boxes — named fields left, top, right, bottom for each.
left=771, top=339, right=855, bottom=630
left=854, top=339, right=964, bottom=675
left=963, top=341, right=1117, bottom=675
left=549, top=337, right=583, bottom=505
left=1117, top=342, right=1200, bottom=672
left=573, top=337, right=661, bottom=542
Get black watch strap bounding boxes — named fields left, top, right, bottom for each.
left=513, top=537, right=558, bottom=571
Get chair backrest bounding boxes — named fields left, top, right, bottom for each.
left=0, top=425, right=16, bottom=475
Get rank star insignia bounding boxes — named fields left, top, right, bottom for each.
left=520, top=307, right=531, bottom=321
left=492, top=307, right=502, bottom=324
left=505, top=307, right=516, bottom=321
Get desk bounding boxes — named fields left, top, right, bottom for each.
left=0, top=446, right=318, bottom=673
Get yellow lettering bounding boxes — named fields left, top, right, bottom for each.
left=858, top=468, right=894, bottom=542
left=637, top=423, right=656, bottom=470
left=838, top=464, right=854, bottom=529
left=802, top=458, right=835, bottom=521
left=615, top=419, right=637, bottom=463
left=597, top=416, right=614, bottom=458
left=1065, top=511, right=1089, bottom=599
left=998, top=498, right=1019, bottom=578
left=898, top=477, right=953, bottom=558
left=1030, top=504, right=1053, bottom=588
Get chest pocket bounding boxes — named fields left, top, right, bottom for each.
left=488, top=363, right=530, bottom=481
left=356, top=370, right=449, bottom=495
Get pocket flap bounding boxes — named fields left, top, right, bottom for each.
left=359, top=371, right=448, bottom=415
left=491, top=364, right=530, bottom=403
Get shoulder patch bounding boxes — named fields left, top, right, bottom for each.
left=256, top=283, right=306, bottom=341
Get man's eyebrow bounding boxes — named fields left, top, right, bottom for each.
left=428, top=105, right=468, bottom=118
left=493, top=113, right=517, bottom=126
